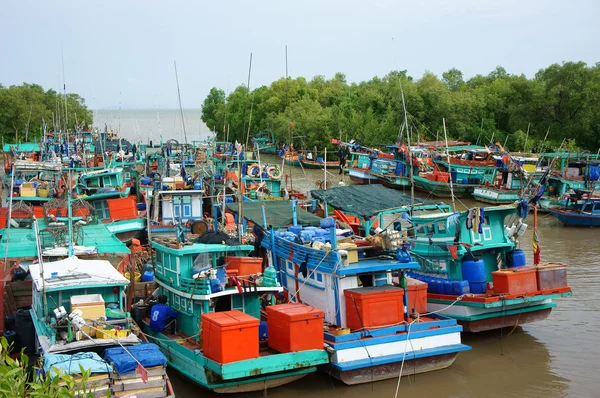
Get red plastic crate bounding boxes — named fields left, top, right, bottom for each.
left=344, top=286, right=405, bottom=331
left=492, top=266, right=537, bottom=295
left=406, top=277, right=428, bottom=314
left=226, top=256, right=263, bottom=276
left=266, top=303, right=324, bottom=353
left=107, top=196, right=137, bottom=220
left=202, top=310, right=259, bottom=364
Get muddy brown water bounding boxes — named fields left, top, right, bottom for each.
left=170, top=156, right=599, bottom=397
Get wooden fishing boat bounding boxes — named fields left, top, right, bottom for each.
left=27, top=256, right=175, bottom=397
left=139, top=232, right=329, bottom=393
left=241, top=198, right=470, bottom=385
left=307, top=185, right=572, bottom=333
left=548, top=196, right=600, bottom=226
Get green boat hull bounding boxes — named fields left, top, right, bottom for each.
left=141, top=322, right=327, bottom=393
left=413, top=176, right=474, bottom=198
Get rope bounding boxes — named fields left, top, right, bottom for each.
left=394, top=319, right=416, bottom=398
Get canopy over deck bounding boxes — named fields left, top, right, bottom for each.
left=311, top=185, right=443, bottom=219
left=227, top=201, right=322, bottom=230
left=29, top=256, right=129, bottom=292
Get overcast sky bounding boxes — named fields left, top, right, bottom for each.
left=1, top=0, right=598, bottom=109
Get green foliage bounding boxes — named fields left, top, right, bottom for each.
left=0, top=336, right=100, bottom=397
left=0, top=83, right=93, bottom=144
left=202, top=62, right=600, bottom=153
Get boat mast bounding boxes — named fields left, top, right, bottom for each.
left=244, top=53, right=254, bottom=150
left=174, top=61, right=188, bottom=146
left=443, top=118, right=456, bottom=212
left=399, top=80, right=414, bottom=209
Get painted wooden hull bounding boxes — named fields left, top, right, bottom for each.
left=548, top=208, right=600, bottom=226
left=472, top=187, right=520, bottom=204
left=426, top=291, right=572, bottom=332
left=141, top=321, right=328, bottom=393
left=413, top=176, right=474, bottom=198
left=300, top=159, right=339, bottom=169
left=348, top=168, right=380, bottom=184
left=105, top=218, right=147, bottom=244
left=323, top=352, right=459, bottom=384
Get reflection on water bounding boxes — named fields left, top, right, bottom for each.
left=171, top=156, right=599, bottom=397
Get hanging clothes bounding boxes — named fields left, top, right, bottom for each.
left=478, top=208, right=485, bottom=234
left=466, top=209, right=474, bottom=230
left=473, top=208, right=481, bottom=233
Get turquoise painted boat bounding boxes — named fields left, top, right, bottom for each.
left=26, top=255, right=175, bottom=397
left=75, top=168, right=146, bottom=243
left=140, top=237, right=329, bottom=393
left=408, top=205, right=572, bottom=332
left=242, top=196, right=470, bottom=385
left=413, top=175, right=474, bottom=198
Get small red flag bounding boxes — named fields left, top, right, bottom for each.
left=136, top=363, right=148, bottom=383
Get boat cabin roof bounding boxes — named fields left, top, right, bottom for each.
left=29, top=256, right=129, bottom=292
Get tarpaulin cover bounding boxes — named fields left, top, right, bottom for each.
left=311, top=185, right=439, bottom=219
left=44, top=352, right=112, bottom=377
left=103, top=343, right=167, bottom=374
left=226, top=201, right=322, bottom=229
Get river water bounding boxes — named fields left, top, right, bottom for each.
left=93, top=111, right=595, bottom=397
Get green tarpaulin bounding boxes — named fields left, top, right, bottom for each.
left=311, top=185, right=440, bottom=219
left=226, top=201, right=322, bottom=229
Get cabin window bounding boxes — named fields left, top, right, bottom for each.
left=316, top=272, right=323, bottom=282
left=214, top=295, right=232, bottom=312
left=156, top=251, right=163, bottom=265
left=426, top=225, right=435, bottom=234
left=93, top=201, right=110, bottom=220
left=287, top=262, right=293, bottom=271
left=437, top=223, right=446, bottom=233
left=416, top=225, right=425, bottom=235
left=582, top=203, right=593, bottom=213
left=309, top=271, right=316, bottom=280
left=357, top=273, right=373, bottom=287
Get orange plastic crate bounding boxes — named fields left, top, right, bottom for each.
left=226, top=256, right=263, bottom=276
left=344, top=286, right=405, bottom=331
left=492, top=267, right=537, bottom=295
left=406, top=277, right=428, bottom=314
left=107, top=196, right=137, bottom=219
left=266, top=303, right=324, bottom=353
left=535, top=264, right=568, bottom=290
left=202, top=310, right=259, bottom=364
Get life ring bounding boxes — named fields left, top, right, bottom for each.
left=266, top=165, right=282, bottom=179
left=247, top=163, right=261, bottom=177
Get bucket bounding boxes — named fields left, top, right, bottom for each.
left=124, top=272, right=142, bottom=282
left=142, top=270, right=154, bottom=282
left=15, top=309, right=35, bottom=354
left=132, top=305, right=148, bottom=326
left=259, top=321, right=268, bottom=340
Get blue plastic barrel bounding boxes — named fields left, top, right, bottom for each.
left=259, top=321, right=268, bottom=340
left=142, top=270, right=154, bottom=282
left=461, top=258, right=486, bottom=283
left=510, top=249, right=527, bottom=268
left=470, top=282, right=487, bottom=294
left=452, top=280, right=471, bottom=295
left=442, top=280, right=453, bottom=295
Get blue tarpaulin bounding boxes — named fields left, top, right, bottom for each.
left=589, top=165, right=600, bottom=181
left=103, top=343, right=167, bottom=374
left=44, top=352, right=112, bottom=377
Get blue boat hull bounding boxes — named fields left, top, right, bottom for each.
left=548, top=208, right=600, bottom=226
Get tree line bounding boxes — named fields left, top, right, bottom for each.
left=0, top=83, right=93, bottom=143
left=201, top=61, right=600, bottom=154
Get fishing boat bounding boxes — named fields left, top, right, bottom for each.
left=74, top=167, right=147, bottom=243
left=548, top=193, right=600, bottom=226
left=472, top=155, right=540, bottom=204
left=246, top=197, right=470, bottom=384
left=27, top=255, right=174, bottom=397
left=414, top=146, right=496, bottom=198
left=538, top=155, right=600, bottom=212
left=308, top=185, right=572, bottom=333
left=138, top=226, right=329, bottom=393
